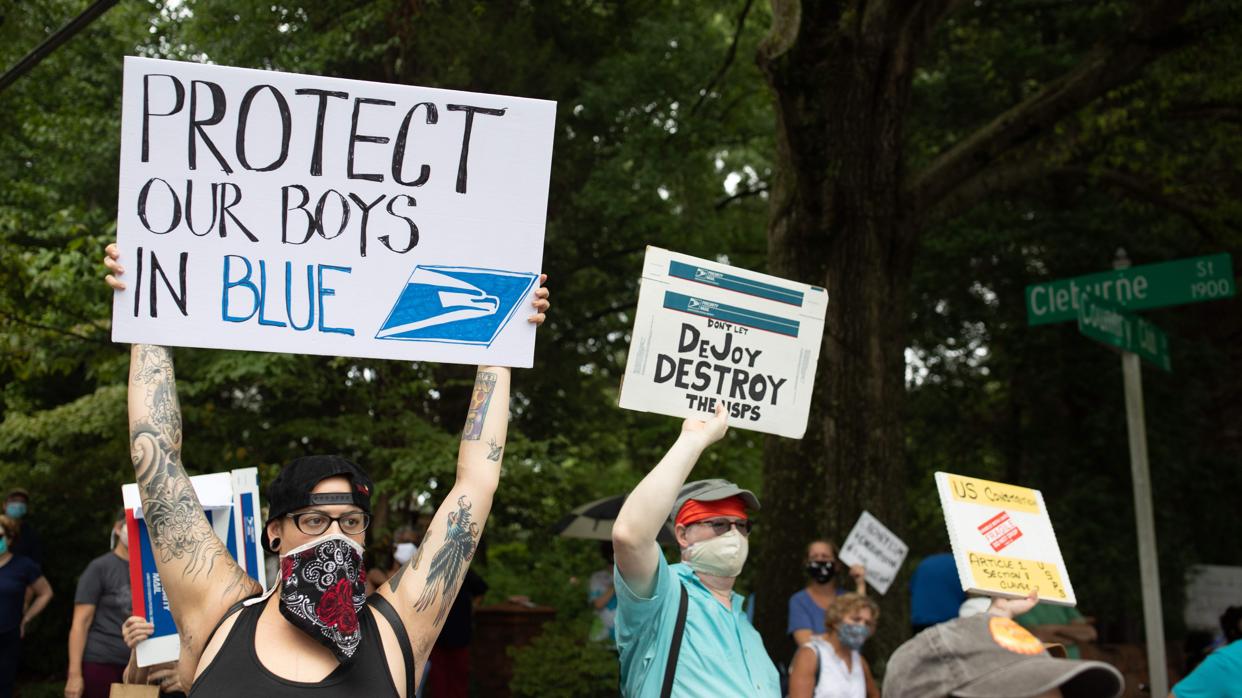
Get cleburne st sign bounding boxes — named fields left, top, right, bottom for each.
left=1025, top=253, right=1234, bottom=326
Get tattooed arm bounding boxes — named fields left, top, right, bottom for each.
left=126, top=344, right=261, bottom=670
left=378, top=365, right=510, bottom=658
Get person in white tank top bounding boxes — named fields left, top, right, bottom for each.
left=788, top=592, right=880, bottom=698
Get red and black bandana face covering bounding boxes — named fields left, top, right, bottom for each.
left=279, top=534, right=367, bottom=663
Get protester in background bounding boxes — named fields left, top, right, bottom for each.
left=366, top=525, right=420, bottom=594
left=788, top=540, right=866, bottom=646
left=1171, top=607, right=1242, bottom=698
left=787, top=593, right=880, bottom=698
left=426, top=569, right=488, bottom=698
left=909, top=551, right=965, bottom=634
left=588, top=541, right=618, bottom=643
left=884, top=589, right=1123, bottom=698
left=4, top=488, right=42, bottom=564
left=612, top=404, right=780, bottom=697
left=120, top=615, right=186, bottom=697
left=65, top=511, right=135, bottom=698
left=1015, top=601, right=1098, bottom=659
left=106, top=244, right=549, bottom=695
left=0, top=514, right=53, bottom=697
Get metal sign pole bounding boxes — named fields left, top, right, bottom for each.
left=1115, top=250, right=1167, bottom=697
left=1121, top=351, right=1167, bottom=697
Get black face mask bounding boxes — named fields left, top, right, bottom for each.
left=806, top=560, right=835, bottom=584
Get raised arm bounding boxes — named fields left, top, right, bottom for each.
left=612, top=405, right=728, bottom=598
left=379, top=365, right=509, bottom=655
left=127, top=345, right=259, bottom=643
left=379, top=277, right=549, bottom=659
left=106, top=244, right=259, bottom=660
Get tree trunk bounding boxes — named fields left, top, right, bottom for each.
left=752, top=1, right=920, bottom=661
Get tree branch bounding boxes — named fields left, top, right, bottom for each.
left=715, top=182, right=769, bottom=210
left=690, top=0, right=755, bottom=117
left=1077, top=166, right=1219, bottom=239
left=907, top=0, right=1194, bottom=219
left=930, top=159, right=1225, bottom=241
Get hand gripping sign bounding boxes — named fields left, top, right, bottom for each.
left=122, top=468, right=266, bottom=666
left=935, top=472, right=1077, bottom=606
left=111, top=57, right=555, bottom=367
left=618, top=247, right=828, bottom=438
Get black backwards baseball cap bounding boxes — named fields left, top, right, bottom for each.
left=262, top=455, right=374, bottom=552
left=883, top=614, right=1123, bottom=698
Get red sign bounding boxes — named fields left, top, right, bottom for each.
left=978, top=511, right=1023, bottom=552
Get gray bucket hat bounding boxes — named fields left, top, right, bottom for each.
left=883, top=614, right=1123, bottom=698
left=670, top=478, right=760, bottom=521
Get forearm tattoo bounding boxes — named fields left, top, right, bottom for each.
left=130, top=346, right=257, bottom=600
left=461, top=371, right=497, bottom=441
left=413, top=496, right=480, bottom=625
left=486, top=438, right=503, bottom=462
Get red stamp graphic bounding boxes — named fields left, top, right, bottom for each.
left=977, top=511, right=1022, bottom=553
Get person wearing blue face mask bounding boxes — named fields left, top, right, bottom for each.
left=787, top=593, right=880, bottom=698
left=0, top=513, right=54, bottom=697
left=4, top=488, right=42, bottom=564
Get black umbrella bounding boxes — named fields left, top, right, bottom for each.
left=552, top=493, right=676, bottom=544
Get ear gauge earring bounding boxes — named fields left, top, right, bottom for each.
left=270, top=537, right=281, bottom=551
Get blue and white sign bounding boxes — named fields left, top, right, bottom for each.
left=110, top=57, right=555, bottom=367
left=123, top=467, right=266, bottom=666
left=618, top=247, right=828, bottom=438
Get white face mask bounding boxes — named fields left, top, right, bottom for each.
left=393, top=542, right=417, bottom=565
left=683, top=528, right=749, bottom=578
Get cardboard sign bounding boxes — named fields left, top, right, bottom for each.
left=123, top=467, right=266, bottom=666
left=935, top=472, right=1076, bottom=606
left=1184, top=564, right=1242, bottom=631
left=617, top=247, right=828, bottom=438
left=837, top=511, right=908, bottom=595
left=111, top=57, right=556, bottom=367
left=110, top=685, right=159, bottom=698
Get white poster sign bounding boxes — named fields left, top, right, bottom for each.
left=617, top=247, right=828, bottom=438
left=111, top=57, right=556, bottom=367
left=838, top=511, right=908, bottom=595
left=935, top=471, right=1077, bottom=606
left=122, top=468, right=266, bottom=666
left=1184, top=564, right=1242, bottom=631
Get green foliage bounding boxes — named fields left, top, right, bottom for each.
left=1, top=0, right=1240, bottom=685
left=508, top=615, right=619, bottom=698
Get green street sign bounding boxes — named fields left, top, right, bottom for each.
left=1077, top=295, right=1172, bottom=371
left=1026, top=253, right=1234, bottom=325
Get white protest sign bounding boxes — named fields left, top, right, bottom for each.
left=617, top=247, right=828, bottom=438
left=1184, top=564, right=1242, bottom=631
left=837, top=511, right=908, bottom=595
left=111, top=57, right=556, bottom=367
left=122, top=468, right=265, bottom=666
left=935, top=472, right=1077, bottom=606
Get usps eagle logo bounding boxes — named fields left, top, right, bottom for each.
left=375, top=266, right=538, bottom=347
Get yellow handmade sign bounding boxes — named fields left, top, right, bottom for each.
left=936, top=471, right=1077, bottom=606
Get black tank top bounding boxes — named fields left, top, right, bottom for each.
left=189, top=595, right=413, bottom=698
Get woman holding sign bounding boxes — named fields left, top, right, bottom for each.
left=104, top=243, right=549, bottom=697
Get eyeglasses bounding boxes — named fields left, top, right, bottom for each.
left=287, top=510, right=371, bottom=536
left=690, top=519, right=753, bottom=537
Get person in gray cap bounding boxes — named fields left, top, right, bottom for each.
left=883, top=598, right=1124, bottom=698
left=612, top=403, right=780, bottom=697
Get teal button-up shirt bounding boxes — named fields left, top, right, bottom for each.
left=614, top=555, right=780, bottom=697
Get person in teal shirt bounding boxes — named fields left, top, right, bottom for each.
left=612, top=404, right=780, bottom=697
left=1171, top=639, right=1242, bottom=698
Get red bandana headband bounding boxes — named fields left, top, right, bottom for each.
left=675, top=495, right=749, bottom=527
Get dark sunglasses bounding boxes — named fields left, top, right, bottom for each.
left=690, top=519, right=754, bottom=537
